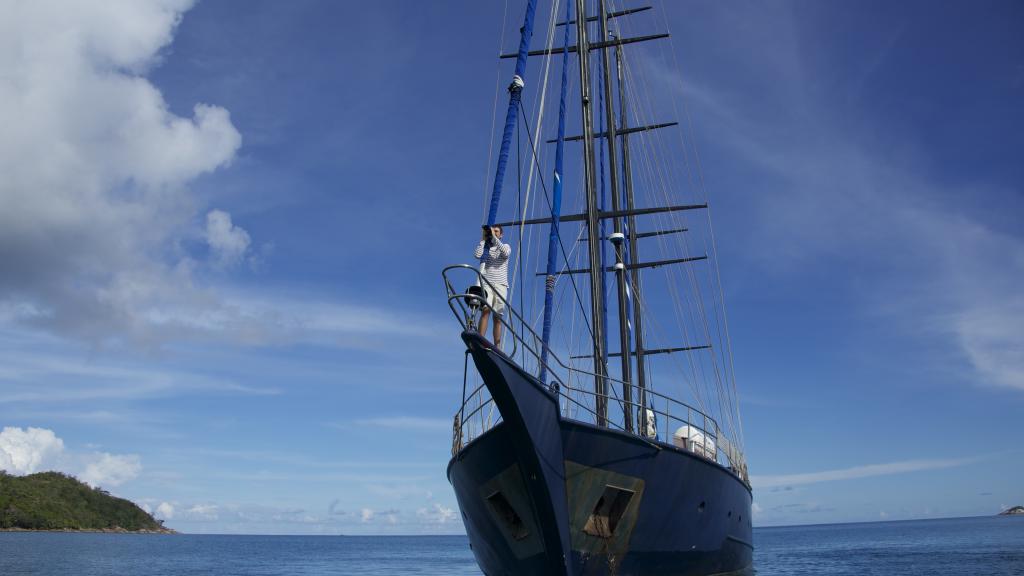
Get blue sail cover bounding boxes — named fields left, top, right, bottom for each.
left=484, top=0, right=539, bottom=228
left=539, top=0, right=572, bottom=385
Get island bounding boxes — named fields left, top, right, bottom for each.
left=0, top=471, right=174, bottom=533
left=1000, top=506, right=1024, bottom=516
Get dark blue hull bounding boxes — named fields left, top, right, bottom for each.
left=449, top=332, right=753, bottom=575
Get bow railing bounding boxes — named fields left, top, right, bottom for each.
left=442, top=264, right=748, bottom=483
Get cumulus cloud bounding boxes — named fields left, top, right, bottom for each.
left=156, top=502, right=175, bottom=520
left=0, top=0, right=444, bottom=352
left=0, top=0, right=461, bottom=357
left=146, top=498, right=464, bottom=534
left=0, top=427, right=64, bottom=474
left=0, top=426, right=140, bottom=489
left=0, top=0, right=243, bottom=345
left=205, top=210, right=252, bottom=268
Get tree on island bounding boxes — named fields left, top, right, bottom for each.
left=0, top=471, right=172, bottom=532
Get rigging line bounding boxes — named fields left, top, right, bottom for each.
left=539, top=0, right=570, bottom=385
left=653, top=9, right=742, bottom=446
left=516, top=114, right=526, bottom=363
left=518, top=104, right=597, bottom=345
left=635, top=21, right=735, bottom=441
left=621, top=34, right=725, bottom=429
left=499, top=0, right=554, bottom=369
left=483, top=0, right=512, bottom=218
left=621, top=70, right=712, bottom=418
left=557, top=220, right=591, bottom=412
left=518, top=0, right=561, bottom=348
left=626, top=257, right=708, bottom=416
left=534, top=190, right=593, bottom=395
left=673, top=80, right=744, bottom=449
left=624, top=7, right=735, bottom=438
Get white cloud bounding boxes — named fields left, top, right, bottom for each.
left=142, top=498, right=466, bottom=534
left=79, top=452, right=142, bottom=487
left=0, top=426, right=64, bottom=474
left=416, top=503, right=456, bottom=524
left=205, top=210, right=251, bottom=268
left=0, top=426, right=141, bottom=489
left=0, top=0, right=243, bottom=345
left=751, top=457, right=971, bottom=488
left=183, top=504, right=219, bottom=521
left=156, top=502, right=175, bottom=520
left=0, top=0, right=438, bottom=352
left=953, top=300, right=1024, bottom=390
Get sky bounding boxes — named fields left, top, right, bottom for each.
left=0, top=0, right=1021, bottom=533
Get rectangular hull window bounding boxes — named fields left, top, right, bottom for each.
left=486, top=491, right=530, bottom=541
left=583, top=485, right=635, bottom=539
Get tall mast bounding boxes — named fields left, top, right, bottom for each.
left=539, top=0, right=573, bottom=388
left=615, top=39, right=648, bottom=431
left=598, top=0, right=633, bottom=432
left=483, top=0, right=539, bottom=227
left=575, top=0, right=608, bottom=426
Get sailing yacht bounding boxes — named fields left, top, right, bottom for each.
left=441, top=1, right=752, bottom=574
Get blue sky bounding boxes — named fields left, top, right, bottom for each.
left=0, top=0, right=1021, bottom=533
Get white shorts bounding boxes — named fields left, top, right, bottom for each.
left=484, top=283, right=507, bottom=315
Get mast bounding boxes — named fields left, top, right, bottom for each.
left=483, top=0, right=539, bottom=227
left=598, top=0, right=633, bottom=432
left=615, top=39, right=649, bottom=431
left=539, top=0, right=573, bottom=388
left=575, top=0, right=608, bottom=426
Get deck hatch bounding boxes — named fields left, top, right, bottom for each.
left=486, top=491, right=530, bottom=541
left=583, top=485, right=635, bottom=538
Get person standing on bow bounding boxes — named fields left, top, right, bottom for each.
left=475, top=225, right=511, bottom=348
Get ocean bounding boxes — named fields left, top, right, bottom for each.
left=0, top=515, right=1021, bottom=575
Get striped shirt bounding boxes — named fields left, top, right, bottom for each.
left=475, top=239, right=511, bottom=287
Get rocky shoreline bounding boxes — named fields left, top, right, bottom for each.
left=1, top=526, right=176, bottom=534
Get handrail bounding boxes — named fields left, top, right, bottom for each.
left=443, top=267, right=722, bottom=433
left=443, top=264, right=747, bottom=481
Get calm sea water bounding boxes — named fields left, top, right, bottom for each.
left=0, top=516, right=1021, bottom=575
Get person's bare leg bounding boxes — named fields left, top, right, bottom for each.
left=479, top=308, right=490, bottom=339
left=493, top=315, right=503, bottom=349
